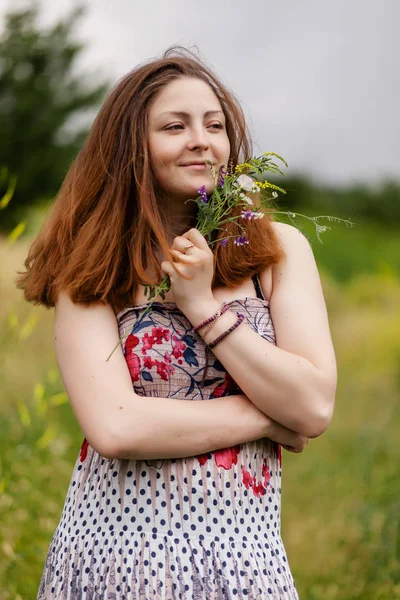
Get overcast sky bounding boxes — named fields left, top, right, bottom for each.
left=1, top=0, right=399, bottom=185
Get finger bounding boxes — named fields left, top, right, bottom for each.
left=161, top=259, right=186, bottom=278
left=181, top=228, right=210, bottom=252
left=171, top=236, right=198, bottom=254
left=170, top=249, right=196, bottom=263
left=160, top=260, right=174, bottom=276
left=281, top=445, right=293, bottom=452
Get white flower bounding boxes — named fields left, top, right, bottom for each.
left=253, top=212, right=264, bottom=219
left=237, top=174, right=254, bottom=192
left=251, top=184, right=260, bottom=193
left=239, top=192, right=253, bottom=205
left=272, top=191, right=278, bottom=198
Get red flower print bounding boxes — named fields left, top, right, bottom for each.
left=212, top=372, right=239, bottom=397
left=126, top=351, right=141, bottom=382
left=212, top=381, right=228, bottom=398
left=125, top=333, right=140, bottom=353
left=195, top=445, right=240, bottom=469
left=156, top=362, right=168, bottom=381
left=242, top=466, right=254, bottom=489
left=242, top=461, right=271, bottom=497
left=79, top=438, right=89, bottom=462
left=154, top=359, right=175, bottom=382
left=262, top=459, right=271, bottom=486
left=172, top=339, right=186, bottom=359
left=143, top=356, right=154, bottom=369
left=214, top=445, right=240, bottom=470
left=124, top=334, right=142, bottom=381
left=196, top=453, right=212, bottom=466
left=165, top=363, right=174, bottom=375
left=152, top=327, right=170, bottom=344
left=252, top=480, right=267, bottom=497
left=141, top=333, right=154, bottom=355
left=164, top=351, right=172, bottom=363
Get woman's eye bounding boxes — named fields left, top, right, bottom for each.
left=166, top=123, right=223, bottom=131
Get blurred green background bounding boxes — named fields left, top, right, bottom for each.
left=1, top=3, right=399, bottom=600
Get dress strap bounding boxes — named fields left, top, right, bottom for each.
left=252, top=273, right=266, bottom=301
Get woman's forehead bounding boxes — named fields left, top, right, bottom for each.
left=149, top=78, right=222, bottom=116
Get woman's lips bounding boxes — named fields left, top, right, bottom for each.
left=181, top=164, right=209, bottom=170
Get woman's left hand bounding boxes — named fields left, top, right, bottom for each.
left=160, top=228, right=215, bottom=313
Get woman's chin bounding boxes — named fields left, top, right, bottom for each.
left=164, top=180, right=215, bottom=202
left=179, top=186, right=213, bottom=200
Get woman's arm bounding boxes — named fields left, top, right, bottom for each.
left=180, top=223, right=337, bottom=438
left=118, top=396, right=307, bottom=460
left=54, top=290, right=306, bottom=460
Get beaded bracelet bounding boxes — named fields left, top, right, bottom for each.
left=193, top=302, right=229, bottom=332
left=202, top=305, right=229, bottom=338
left=207, top=313, right=244, bottom=349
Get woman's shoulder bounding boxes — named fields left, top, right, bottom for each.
left=260, top=221, right=316, bottom=297
left=270, top=221, right=313, bottom=265
left=271, top=220, right=310, bottom=244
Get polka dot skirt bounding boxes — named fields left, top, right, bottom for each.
left=38, top=293, right=299, bottom=599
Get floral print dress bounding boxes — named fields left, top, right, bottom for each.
left=38, top=274, right=299, bottom=599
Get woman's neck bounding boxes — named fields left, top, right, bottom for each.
left=164, top=213, right=197, bottom=245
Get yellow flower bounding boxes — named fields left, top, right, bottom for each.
left=235, top=163, right=253, bottom=175
left=255, top=180, right=286, bottom=193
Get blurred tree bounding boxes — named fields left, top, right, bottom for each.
left=0, top=2, right=109, bottom=231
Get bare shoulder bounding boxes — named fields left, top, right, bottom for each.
left=271, top=220, right=312, bottom=251
left=55, top=289, right=118, bottom=328
left=270, top=221, right=315, bottom=281
left=258, top=222, right=312, bottom=302
left=54, top=291, right=122, bottom=354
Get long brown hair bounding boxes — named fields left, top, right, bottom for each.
left=16, top=46, right=285, bottom=312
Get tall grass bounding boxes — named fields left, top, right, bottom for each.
left=283, top=266, right=400, bottom=599
left=0, top=227, right=399, bottom=599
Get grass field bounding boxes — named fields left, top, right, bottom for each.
left=0, top=221, right=399, bottom=599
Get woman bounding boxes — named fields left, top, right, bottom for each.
left=18, top=47, right=337, bottom=599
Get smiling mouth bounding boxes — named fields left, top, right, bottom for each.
left=181, top=162, right=216, bottom=169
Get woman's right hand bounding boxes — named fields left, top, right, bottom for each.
left=233, top=394, right=310, bottom=454
left=281, top=436, right=309, bottom=454
left=257, top=407, right=310, bottom=454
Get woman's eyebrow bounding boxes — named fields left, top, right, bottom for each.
left=159, top=110, right=224, bottom=118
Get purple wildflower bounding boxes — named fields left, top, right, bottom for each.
left=234, top=235, right=249, bottom=246
left=217, top=168, right=227, bottom=187
left=198, top=185, right=208, bottom=203
left=220, top=238, right=229, bottom=247
left=241, top=209, right=256, bottom=220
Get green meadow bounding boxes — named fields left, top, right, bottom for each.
left=0, top=219, right=399, bottom=599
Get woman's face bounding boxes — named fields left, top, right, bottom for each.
left=148, top=77, right=231, bottom=203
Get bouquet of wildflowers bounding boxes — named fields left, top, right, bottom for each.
left=106, top=152, right=353, bottom=360
left=142, top=151, right=353, bottom=304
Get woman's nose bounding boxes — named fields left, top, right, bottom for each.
left=187, top=127, right=209, bottom=150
